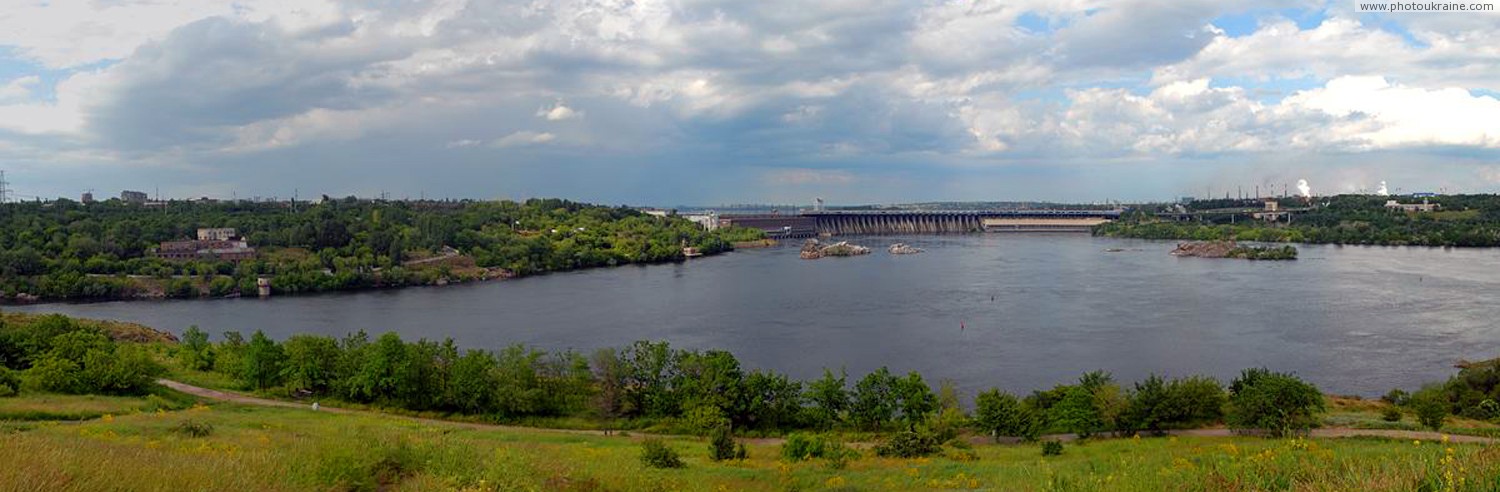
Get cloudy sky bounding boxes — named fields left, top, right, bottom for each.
left=0, top=0, right=1497, bottom=205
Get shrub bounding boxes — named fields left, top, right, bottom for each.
left=25, top=331, right=162, bottom=395
left=640, top=439, right=684, bottom=469
left=1411, top=386, right=1448, bottom=431
left=930, top=406, right=968, bottom=442
left=0, top=367, right=19, bottom=397
left=707, top=426, right=741, bottom=461
left=172, top=419, right=214, bottom=438
left=781, top=432, right=830, bottom=461
left=1380, top=407, right=1403, bottom=422
left=1382, top=389, right=1411, bottom=406
left=874, top=430, right=941, bottom=458
left=1041, top=440, right=1064, bottom=456
left=1122, top=375, right=1226, bottom=434
left=1226, top=368, right=1324, bottom=437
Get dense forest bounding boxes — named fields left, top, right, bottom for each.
left=0, top=198, right=763, bottom=300
left=1097, top=194, right=1500, bottom=247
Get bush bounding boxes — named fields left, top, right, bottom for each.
left=640, top=439, right=684, bottom=469
left=1226, top=368, right=1324, bottom=437
left=1382, top=389, right=1411, bottom=406
left=1122, top=375, right=1226, bottom=435
left=781, top=432, right=831, bottom=461
left=173, top=419, right=214, bottom=438
left=25, top=331, right=162, bottom=395
left=1041, top=440, right=1064, bottom=456
left=1380, top=407, right=1403, bottom=422
left=1411, top=386, right=1448, bottom=431
left=707, top=426, right=744, bottom=461
left=874, top=430, right=941, bottom=458
left=0, top=367, right=19, bottom=397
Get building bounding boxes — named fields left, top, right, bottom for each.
left=155, top=239, right=256, bottom=262
left=81, top=192, right=94, bottom=204
left=680, top=212, right=720, bottom=231
left=197, top=228, right=238, bottom=241
left=121, top=190, right=148, bottom=204
left=1385, top=198, right=1439, bottom=213
left=718, top=214, right=817, bottom=237
left=154, top=228, right=255, bottom=262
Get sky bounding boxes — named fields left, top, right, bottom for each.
left=0, top=0, right=1497, bottom=206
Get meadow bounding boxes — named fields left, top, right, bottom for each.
left=3, top=397, right=1499, bottom=491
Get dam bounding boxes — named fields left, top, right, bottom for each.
left=721, top=209, right=1123, bottom=236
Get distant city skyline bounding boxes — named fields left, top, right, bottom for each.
left=0, top=1, right=1496, bottom=204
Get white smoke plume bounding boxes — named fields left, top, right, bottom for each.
left=1296, top=179, right=1311, bottom=197
left=1377, top=181, right=1389, bottom=196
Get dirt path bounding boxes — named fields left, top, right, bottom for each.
left=158, top=379, right=1496, bottom=446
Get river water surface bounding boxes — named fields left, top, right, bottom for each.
left=12, top=235, right=1500, bottom=396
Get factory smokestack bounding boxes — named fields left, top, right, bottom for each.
left=1296, top=179, right=1312, bottom=198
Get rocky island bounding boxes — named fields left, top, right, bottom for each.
left=1170, top=241, right=1297, bottom=260
left=887, top=243, right=924, bottom=255
left=800, top=239, right=871, bottom=259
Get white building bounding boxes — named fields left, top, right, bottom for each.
left=1384, top=199, right=1439, bottom=213
left=197, top=228, right=239, bottom=241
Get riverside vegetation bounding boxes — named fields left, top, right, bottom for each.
left=1096, top=194, right=1500, bottom=247
left=0, top=198, right=764, bottom=301
left=6, top=313, right=1500, bottom=489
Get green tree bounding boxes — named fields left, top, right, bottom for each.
left=975, top=388, right=1037, bottom=440
left=805, top=369, right=849, bottom=430
left=241, top=330, right=286, bottom=390
left=1411, top=385, right=1449, bottom=431
left=177, top=325, right=214, bottom=371
left=850, top=367, right=898, bottom=431
left=893, top=371, right=937, bottom=430
left=1225, top=368, right=1325, bottom=437
left=445, top=349, right=498, bottom=414
left=280, top=335, right=340, bottom=393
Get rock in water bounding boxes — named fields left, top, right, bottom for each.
left=800, top=239, right=824, bottom=259
left=1170, top=241, right=1237, bottom=258
left=801, top=239, right=870, bottom=259
left=888, top=243, right=924, bottom=255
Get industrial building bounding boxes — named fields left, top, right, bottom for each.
left=154, top=228, right=256, bottom=262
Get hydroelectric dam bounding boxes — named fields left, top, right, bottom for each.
left=719, top=209, right=1124, bottom=236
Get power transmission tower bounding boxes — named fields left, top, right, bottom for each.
left=0, top=170, right=10, bottom=204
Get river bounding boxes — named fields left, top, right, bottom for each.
left=10, top=235, right=1500, bottom=396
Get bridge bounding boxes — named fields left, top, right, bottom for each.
left=721, top=209, right=1123, bottom=236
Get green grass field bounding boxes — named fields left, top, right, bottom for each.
left=3, top=398, right=1498, bottom=491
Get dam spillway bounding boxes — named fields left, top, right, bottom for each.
left=721, top=209, right=1124, bottom=236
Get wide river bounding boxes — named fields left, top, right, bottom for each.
left=11, top=235, right=1500, bottom=396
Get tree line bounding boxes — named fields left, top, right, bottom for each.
left=1097, top=194, right=1500, bottom=247
left=0, top=198, right=763, bottom=300
left=7, top=314, right=1499, bottom=442
left=169, top=327, right=1336, bottom=439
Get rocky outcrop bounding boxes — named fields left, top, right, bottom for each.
left=888, top=243, right=924, bottom=255
left=1170, top=241, right=1237, bottom=258
left=1171, top=241, right=1297, bottom=260
left=800, top=239, right=871, bottom=259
